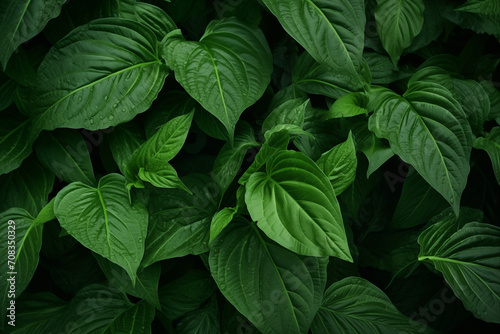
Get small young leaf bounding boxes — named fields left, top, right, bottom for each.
left=209, top=207, right=238, bottom=244
left=326, top=93, right=368, bottom=119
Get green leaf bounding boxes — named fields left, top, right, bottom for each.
left=457, top=0, right=500, bottom=15
left=375, top=0, right=425, bottom=65
left=127, top=111, right=193, bottom=190
left=54, top=173, right=149, bottom=283
left=245, top=150, right=352, bottom=260
left=119, top=2, right=177, bottom=40
left=391, top=170, right=448, bottom=228
left=0, top=156, right=54, bottom=216
left=310, top=277, right=425, bottom=333
left=0, top=73, right=15, bottom=112
left=0, top=208, right=43, bottom=329
left=158, top=270, right=217, bottom=321
left=95, top=255, right=161, bottom=309
left=368, top=80, right=472, bottom=215
left=176, top=297, right=220, bottom=334
left=32, top=198, right=55, bottom=227
left=209, top=207, right=237, bottom=244
left=262, top=98, right=309, bottom=134
left=473, top=127, right=500, bottom=185
left=24, top=18, right=169, bottom=131
left=101, top=300, right=155, bottom=334
left=261, top=0, right=369, bottom=91
left=364, top=52, right=413, bottom=84
left=161, top=18, right=273, bottom=141
left=34, top=129, right=96, bottom=186
left=325, top=92, right=368, bottom=119
left=211, top=121, right=259, bottom=191
left=108, top=122, right=145, bottom=175
left=0, top=0, right=66, bottom=69
left=12, top=292, right=66, bottom=334
left=142, top=174, right=219, bottom=267
left=316, top=131, right=357, bottom=195
left=418, top=216, right=500, bottom=323
left=0, top=109, right=41, bottom=175
left=209, top=219, right=328, bottom=334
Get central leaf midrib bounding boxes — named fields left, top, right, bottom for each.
left=202, top=44, right=229, bottom=125
left=96, top=186, right=111, bottom=252
left=418, top=255, right=495, bottom=270
left=11, top=0, right=32, bottom=42
left=37, top=60, right=160, bottom=120
left=250, top=222, right=302, bottom=333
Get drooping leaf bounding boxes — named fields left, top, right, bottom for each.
left=142, top=174, right=219, bottom=267
left=316, top=131, right=357, bottom=195
left=34, top=129, right=96, bottom=186
left=0, top=0, right=67, bottom=69
left=209, top=219, right=328, bottom=334
left=368, top=79, right=472, bottom=215
left=375, top=0, right=425, bottom=65
left=418, top=216, right=500, bottom=323
left=245, top=150, right=352, bottom=260
left=310, top=277, right=427, bottom=333
left=161, top=18, right=273, bottom=141
left=473, top=127, right=500, bottom=185
left=0, top=208, right=43, bottom=328
left=24, top=18, right=169, bottom=131
left=261, top=0, right=369, bottom=91
left=54, top=173, right=149, bottom=283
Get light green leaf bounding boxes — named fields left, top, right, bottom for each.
left=261, top=0, right=369, bottom=91
left=142, top=174, right=219, bottom=267
left=326, top=92, right=367, bottom=119
left=368, top=80, right=472, bottom=215
left=34, top=129, right=96, bottom=186
left=161, top=18, right=272, bottom=141
left=0, top=208, right=43, bottom=329
left=375, top=0, right=425, bottom=65
left=127, top=111, right=193, bottom=190
left=245, top=150, right=352, bottom=260
left=418, top=217, right=500, bottom=323
left=0, top=156, right=54, bottom=216
left=316, top=131, right=357, bottom=195
left=457, top=0, right=500, bottom=15
left=209, top=219, right=328, bottom=334
left=54, top=174, right=149, bottom=283
left=311, top=277, right=425, bottom=333
left=473, top=127, right=500, bottom=185
left=32, top=198, right=55, bottom=227
left=23, top=18, right=169, bottom=131
left=262, top=98, right=309, bottom=134
left=209, top=207, right=238, bottom=244
left=0, top=109, right=40, bottom=175
left=0, top=0, right=66, bottom=69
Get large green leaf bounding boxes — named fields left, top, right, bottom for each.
left=418, top=216, right=500, bottom=323
left=316, top=131, right=357, bottom=195
left=23, top=18, right=168, bottom=131
left=261, top=0, right=368, bottom=91
left=0, top=109, right=40, bottom=175
left=473, top=127, right=500, bottom=185
left=0, top=208, right=43, bottom=329
left=374, top=0, right=425, bottom=65
left=142, top=174, right=219, bottom=267
left=126, top=111, right=194, bottom=191
left=34, top=129, right=96, bottom=186
left=368, top=81, right=472, bottom=215
left=457, top=0, right=500, bottom=15
left=0, top=0, right=66, bottom=69
left=245, top=150, right=352, bottom=260
left=54, top=173, right=149, bottom=283
left=176, top=297, right=220, bottom=334
left=310, top=277, right=426, bottom=333
left=161, top=17, right=272, bottom=141
left=209, top=219, right=328, bottom=334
